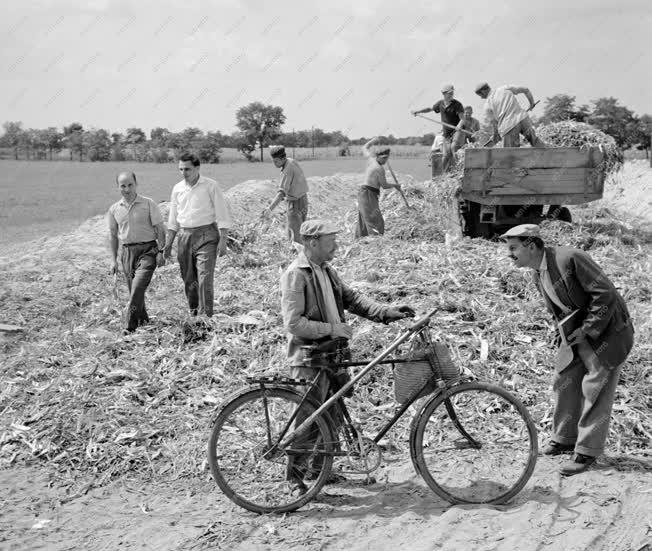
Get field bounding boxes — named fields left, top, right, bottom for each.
left=0, top=160, right=651, bottom=550
left=0, top=157, right=432, bottom=249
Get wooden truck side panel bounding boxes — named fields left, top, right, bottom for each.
left=461, top=147, right=605, bottom=205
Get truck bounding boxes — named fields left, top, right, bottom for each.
left=437, top=146, right=606, bottom=238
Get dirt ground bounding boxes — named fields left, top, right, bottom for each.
left=2, top=162, right=651, bottom=551
left=2, top=454, right=650, bottom=551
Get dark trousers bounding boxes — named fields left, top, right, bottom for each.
left=177, top=224, right=219, bottom=317
left=287, top=195, right=308, bottom=244
left=355, top=186, right=385, bottom=237
left=121, top=241, right=158, bottom=331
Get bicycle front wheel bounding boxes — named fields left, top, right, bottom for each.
left=410, top=381, right=537, bottom=505
left=208, top=387, right=335, bottom=514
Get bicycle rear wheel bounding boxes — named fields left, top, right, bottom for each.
left=208, top=387, right=335, bottom=514
left=410, top=381, right=537, bottom=504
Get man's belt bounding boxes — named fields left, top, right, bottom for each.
left=179, top=223, right=217, bottom=231
left=360, top=185, right=380, bottom=194
left=122, top=240, right=157, bottom=247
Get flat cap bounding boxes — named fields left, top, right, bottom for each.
left=441, top=83, right=454, bottom=93
left=300, top=219, right=340, bottom=238
left=500, top=224, right=541, bottom=239
left=269, top=145, right=286, bottom=158
left=474, top=82, right=490, bottom=93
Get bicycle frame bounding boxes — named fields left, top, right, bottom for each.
left=277, top=309, right=440, bottom=451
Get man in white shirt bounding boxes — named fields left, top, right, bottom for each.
left=475, top=82, right=545, bottom=147
left=163, top=153, right=233, bottom=317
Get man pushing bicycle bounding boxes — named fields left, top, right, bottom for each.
left=280, top=219, right=415, bottom=493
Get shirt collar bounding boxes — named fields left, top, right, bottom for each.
left=538, top=251, right=547, bottom=273
left=297, top=250, right=329, bottom=271
left=119, top=194, right=141, bottom=207
left=183, top=175, right=204, bottom=188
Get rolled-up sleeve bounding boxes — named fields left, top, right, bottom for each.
left=167, top=188, right=179, bottom=231
left=211, top=182, right=233, bottom=230
left=107, top=207, right=118, bottom=238
left=148, top=198, right=164, bottom=226
left=281, top=269, right=332, bottom=339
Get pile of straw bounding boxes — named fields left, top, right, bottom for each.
left=0, top=169, right=649, bottom=498
left=537, top=121, right=624, bottom=175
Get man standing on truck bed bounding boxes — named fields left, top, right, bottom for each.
left=474, top=82, right=545, bottom=148
left=412, top=84, right=464, bottom=172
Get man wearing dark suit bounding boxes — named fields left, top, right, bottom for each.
left=501, top=224, right=634, bottom=475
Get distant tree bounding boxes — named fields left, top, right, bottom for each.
left=27, top=129, right=49, bottom=159
left=588, top=97, right=637, bottom=148
left=2, top=121, right=24, bottom=159
left=235, top=102, right=286, bottom=161
left=197, top=131, right=222, bottom=163
left=44, top=127, right=63, bottom=160
left=111, top=132, right=123, bottom=145
left=63, top=122, right=85, bottom=161
left=179, top=127, right=204, bottom=153
left=540, top=94, right=589, bottom=124
left=632, top=114, right=652, bottom=158
left=86, top=128, right=112, bottom=161
left=150, top=127, right=170, bottom=144
left=124, top=127, right=147, bottom=161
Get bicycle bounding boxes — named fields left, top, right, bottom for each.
left=208, top=309, right=538, bottom=514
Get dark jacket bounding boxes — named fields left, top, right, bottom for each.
left=534, top=246, right=634, bottom=370
left=281, top=251, right=390, bottom=365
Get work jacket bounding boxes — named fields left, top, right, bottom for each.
left=534, top=246, right=634, bottom=371
left=280, top=251, right=391, bottom=366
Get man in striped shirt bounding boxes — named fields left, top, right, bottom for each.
left=163, top=153, right=233, bottom=317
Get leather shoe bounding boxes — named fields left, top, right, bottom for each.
left=541, top=441, right=574, bottom=456
left=560, top=453, right=596, bottom=476
left=288, top=478, right=308, bottom=496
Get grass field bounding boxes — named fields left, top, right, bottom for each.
left=0, top=157, right=432, bottom=247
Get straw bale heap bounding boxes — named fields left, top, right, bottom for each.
left=0, top=168, right=649, bottom=496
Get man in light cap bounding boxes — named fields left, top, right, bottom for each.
left=412, top=84, right=465, bottom=172
left=501, top=224, right=634, bottom=475
left=281, top=219, right=415, bottom=492
left=263, top=145, right=309, bottom=243
left=355, top=136, right=402, bottom=238
left=474, top=82, right=545, bottom=148
left=107, top=171, right=166, bottom=334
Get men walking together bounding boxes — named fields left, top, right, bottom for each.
left=164, top=153, right=232, bottom=318
left=501, top=224, right=634, bottom=475
left=107, top=172, right=166, bottom=334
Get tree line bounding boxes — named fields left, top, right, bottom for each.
left=1, top=96, right=649, bottom=163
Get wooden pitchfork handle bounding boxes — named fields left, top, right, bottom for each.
left=386, top=162, right=411, bottom=209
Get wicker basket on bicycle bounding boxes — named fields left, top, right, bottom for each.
left=393, top=330, right=460, bottom=403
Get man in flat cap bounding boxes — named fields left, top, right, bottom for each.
left=281, top=219, right=415, bottom=492
left=263, top=145, right=309, bottom=243
left=501, top=224, right=634, bottom=475
left=355, top=136, right=402, bottom=238
left=474, top=82, right=545, bottom=148
left=107, top=171, right=166, bottom=334
left=412, top=84, right=465, bottom=172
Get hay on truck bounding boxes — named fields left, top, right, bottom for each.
left=445, top=122, right=624, bottom=238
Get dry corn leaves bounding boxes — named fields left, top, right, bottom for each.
left=0, top=169, right=649, bottom=498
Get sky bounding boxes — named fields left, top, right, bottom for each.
left=1, top=0, right=650, bottom=139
